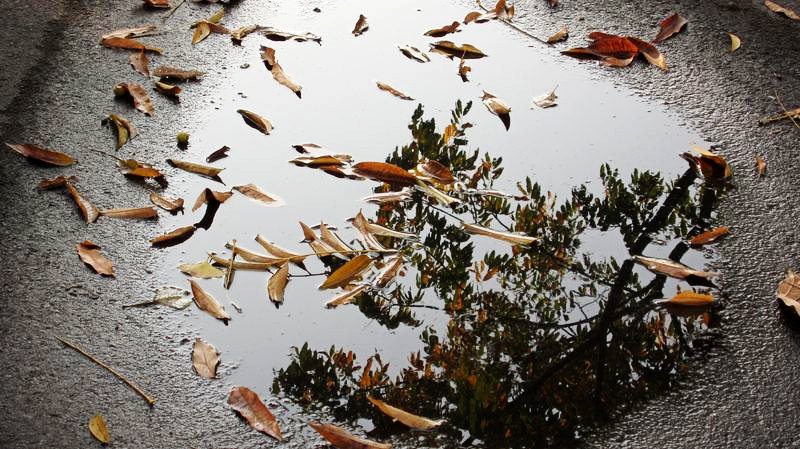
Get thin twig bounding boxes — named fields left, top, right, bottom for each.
left=162, top=0, right=187, bottom=22
left=476, top=0, right=547, bottom=44
left=55, top=336, right=156, bottom=406
left=774, top=90, right=800, bottom=131
left=225, top=239, right=237, bottom=289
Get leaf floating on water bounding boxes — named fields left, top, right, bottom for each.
left=352, top=161, right=417, bottom=186
left=114, top=82, right=154, bottom=115
left=154, top=81, right=182, bottom=97
left=167, top=159, right=224, bottom=183
left=376, top=82, right=414, bottom=101
left=268, top=263, right=290, bottom=304
left=319, top=223, right=355, bottom=255
left=192, top=338, right=220, bottom=378
left=228, top=387, right=283, bottom=441
left=777, top=270, right=800, bottom=317
left=482, top=91, right=511, bottom=130
left=464, top=10, right=496, bottom=24
left=260, top=46, right=302, bottom=98
left=102, top=114, right=137, bottom=149
left=5, top=143, right=76, bottom=166
left=764, top=0, right=800, bottom=20
left=352, top=14, right=369, bottom=36
left=206, top=146, right=230, bottom=163
left=430, top=41, right=487, bottom=59
left=531, top=87, right=558, bottom=108
left=308, top=421, right=391, bottom=449
left=398, top=45, right=430, bottom=63
left=367, top=396, right=444, bottom=430
left=101, top=25, right=157, bottom=40
left=689, top=226, right=730, bottom=246
left=632, top=255, right=719, bottom=281
left=77, top=241, right=115, bottom=276
left=89, top=415, right=110, bottom=444
left=209, top=253, right=276, bottom=271
left=119, top=158, right=163, bottom=179
left=101, top=37, right=163, bottom=54
left=320, top=255, right=373, bottom=290
left=237, top=109, right=273, bottom=135
left=179, top=261, right=224, bottom=279
left=657, top=291, right=714, bottom=307
left=458, top=56, right=471, bottom=82
left=231, top=24, right=263, bottom=42
left=680, top=145, right=732, bottom=181
left=652, top=13, right=688, bottom=43
left=128, top=50, right=149, bottom=76
left=153, top=66, right=205, bottom=81
left=150, top=225, right=196, bottom=247
left=547, top=26, right=569, bottom=44
left=261, top=28, right=323, bottom=44
left=728, top=32, right=741, bottom=52
left=352, top=211, right=388, bottom=251
left=233, top=183, right=282, bottom=206
left=99, top=206, right=158, bottom=220
left=192, top=188, right=232, bottom=212
left=756, top=155, right=767, bottom=176
left=189, top=279, right=230, bottom=322
left=325, top=284, right=367, bottom=308
left=425, top=21, right=461, bottom=38
left=374, top=255, right=405, bottom=288
left=150, top=192, right=184, bottom=214
left=123, top=286, right=193, bottom=310
left=416, top=159, right=455, bottom=185
left=463, top=223, right=537, bottom=245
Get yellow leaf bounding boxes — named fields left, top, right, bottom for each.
left=89, top=414, right=110, bottom=444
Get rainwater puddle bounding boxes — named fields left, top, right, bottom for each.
left=154, top=0, right=723, bottom=447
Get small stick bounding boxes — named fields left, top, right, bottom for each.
left=774, top=90, right=800, bottom=131
left=476, top=0, right=547, bottom=44
left=224, top=239, right=237, bottom=289
left=55, top=336, right=156, bottom=406
left=162, top=0, right=187, bottom=22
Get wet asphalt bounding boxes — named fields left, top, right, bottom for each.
left=0, top=0, right=799, bottom=448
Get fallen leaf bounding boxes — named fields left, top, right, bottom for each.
left=777, top=270, right=800, bottom=317
left=268, top=263, right=290, bottom=304
left=758, top=107, right=800, bottom=126
left=398, top=45, right=431, bottom=63
left=209, top=253, right=277, bottom=271
left=756, top=155, right=767, bottom=176
left=547, top=26, right=569, bottom=44
left=352, top=161, right=417, bottom=186
left=233, top=183, right=282, bottom=205
left=114, top=82, right=154, bottom=115
left=259, top=46, right=302, bottom=98
left=143, top=0, right=170, bottom=8
left=102, top=114, right=137, bottom=149
left=464, top=10, right=496, bottom=24
left=123, top=286, right=193, bottom=309
left=154, top=81, right=182, bottom=96
left=150, top=192, right=184, bottom=214
left=255, top=235, right=307, bottom=268
left=5, top=143, right=76, bottom=166
left=192, top=188, right=232, bottom=212
left=325, top=284, right=367, bottom=308
left=376, top=82, right=413, bottom=101
left=458, top=56, right=471, bottom=82
left=765, top=0, right=800, bottom=20
left=309, top=421, right=391, bottom=449
left=152, top=66, right=205, bottom=81
left=192, top=338, right=220, bottom=378
left=228, top=387, right=283, bottom=440
left=430, top=41, right=487, bottom=59
left=463, top=223, right=537, bottom=245
left=128, top=50, right=149, bottom=76
left=352, top=14, right=369, bottom=36
left=38, top=175, right=76, bottom=190
left=101, top=25, right=157, bottom=40
left=632, top=255, right=719, bottom=281
left=192, top=22, right=211, bottom=44
left=563, top=33, right=639, bottom=62
left=189, top=279, right=231, bottom=322
left=237, top=109, right=273, bottom=135
left=367, top=396, right=443, bottom=430
left=231, top=24, right=263, bottom=42
left=89, top=415, right=110, bottom=444
left=77, top=241, right=115, bottom=276
left=119, top=158, right=163, bottom=179
left=482, top=91, right=511, bottom=130
left=425, top=21, right=460, bottom=37
left=167, top=159, right=224, bottom=182
left=362, top=190, right=412, bottom=204
left=729, top=32, right=741, bottom=52
left=416, top=180, right=460, bottom=206
left=101, top=37, right=163, bottom=54
left=320, top=255, right=373, bottom=289
left=626, top=37, right=668, bottom=70
left=150, top=225, right=196, bottom=247
left=179, top=261, right=224, bottom=278
left=291, top=155, right=350, bottom=167
left=360, top=220, right=416, bottom=240
left=495, top=0, right=515, bottom=21
left=319, top=223, right=355, bottom=254
left=352, top=211, right=388, bottom=251
left=531, top=87, right=558, bottom=108
left=417, top=160, right=455, bottom=184
left=658, top=291, right=714, bottom=306
left=681, top=146, right=732, bottom=181
left=65, top=181, right=99, bottom=223
left=653, top=13, right=688, bottom=43
left=299, top=221, right=338, bottom=257
left=261, top=28, right=323, bottom=44
left=206, top=146, right=230, bottom=163
left=99, top=206, right=158, bottom=219
left=690, top=226, right=730, bottom=246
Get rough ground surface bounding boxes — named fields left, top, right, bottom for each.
left=0, top=0, right=799, bottom=448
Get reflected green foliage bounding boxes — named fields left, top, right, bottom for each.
left=273, top=102, right=723, bottom=448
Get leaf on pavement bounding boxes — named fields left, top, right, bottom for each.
left=189, top=279, right=230, bottom=322
left=102, top=114, right=137, bottom=149
left=143, top=0, right=170, bottom=8
left=690, top=226, right=730, bottom=246
left=119, top=158, right=163, bottom=179
left=268, top=262, right=290, bottom=304
left=150, top=192, right=184, bottom=214
left=237, top=109, right=273, bottom=135
left=463, top=223, right=537, bottom=245
left=192, top=337, right=220, bottom=378
left=77, top=241, right=115, bottom=276
left=376, top=82, right=414, bottom=101
left=367, top=396, right=444, bottom=430
left=233, top=183, right=283, bottom=206
left=430, top=41, right=487, bottom=59
left=309, top=421, right=390, bottom=449
left=154, top=81, right=182, bottom=96
left=320, top=255, right=373, bottom=290
left=653, top=13, right=688, bottom=43
left=352, top=161, right=417, bottom=186
left=150, top=225, right=196, bottom=247
left=626, top=36, right=667, bottom=70
left=99, top=206, right=158, bottom=219
left=260, top=46, right=302, bottom=98
left=777, top=270, right=800, bottom=317
left=729, top=32, right=741, bottom=52
left=680, top=145, right=732, bottom=181
left=167, top=159, right=224, bottom=183
left=89, top=415, right=110, bottom=444
left=101, top=25, right=157, bottom=40
left=231, top=24, right=263, bottom=42
left=228, top=387, right=283, bottom=440
left=563, top=32, right=639, bottom=64
left=38, top=175, right=77, bottom=190
left=424, top=21, right=461, bottom=38
left=398, top=45, right=430, bottom=63
left=632, top=255, right=719, bottom=281
left=193, top=21, right=229, bottom=44
left=153, top=66, right=205, bottom=81
left=5, top=143, right=76, bottom=166
left=101, top=37, right=163, bottom=54
left=756, top=155, right=767, bottom=176
left=114, top=82, right=154, bottom=115
left=352, top=14, right=369, bottom=36
left=129, top=50, right=149, bottom=76
left=657, top=291, right=714, bottom=307
left=764, top=0, right=800, bottom=20
left=65, top=181, right=99, bottom=223
left=531, top=87, right=558, bottom=108
left=325, top=284, right=367, bottom=308
left=495, top=0, right=515, bottom=21
left=547, top=26, right=569, bottom=44
left=179, top=261, right=224, bottom=278
left=122, top=286, right=193, bottom=309
left=481, top=91, right=511, bottom=130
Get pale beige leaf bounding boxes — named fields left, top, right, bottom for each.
left=167, top=159, right=224, bottom=181
left=150, top=192, right=184, bottom=213
left=268, top=263, right=290, bottom=304
left=189, top=280, right=230, bottom=322
left=233, top=183, right=283, bottom=206
left=309, top=421, right=391, bottom=449
left=777, top=270, right=800, bottom=317
left=260, top=46, right=302, bottom=98
left=89, top=415, right=110, bottom=444
left=374, top=256, right=404, bottom=288
left=192, top=337, right=220, bottom=378
left=228, top=387, right=283, bottom=441
left=729, top=32, right=741, bottom=52
left=237, top=109, right=273, bottom=135
left=531, top=87, right=558, bottom=108
left=398, top=45, right=430, bottom=63
left=325, top=284, right=368, bottom=308
left=632, top=255, right=719, bottom=280
left=462, top=223, right=537, bottom=245
left=547, top=26, right=569, bottom=44
left=129, top=50, right=149, bottom=76
left=101, top=25, right=157, bottom=40
left=179, top=261, right=225, bottom=279
left=99, top=206, right=158, bottom=220
left=367, top=396, right=444, bottom=430
left=319, top=223, right=354, bottom=254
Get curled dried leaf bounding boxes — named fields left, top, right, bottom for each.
left=430, top=41, right=487, bottom=59
left=89, top=415, right=110, bottom=444
left=150, top=225, right=196, bottom=247
left=77, top=241, right=115, bottom=276
left=189, top=279, right=230, bottom=322
left=481, top=91, right=511, bottom=131
left=101, top=25, right=157, bottom=40
left=326, top=284, right=368, bottom=308
left=114, top=82, right=154, bottom=115
left=268, top=263, right=290, bottom=304
left=653, top=13, right=688, bottom=43
left=756, top=155, right=767, bottom=176
left=99, top=206, right=158, bottom=220
left=547, top=26, right=569, bottom=44
left=154, top=81, right=182, bottom=96
left=65, top=181, right=99, bottom=223
left=153, top=66, right=205, bottom=81
left=352, top=161, right=417, bottom=186
left=777, top=270, right=800, bottom=317
left=206, top=146, right=230, bottom=163
left=192, top=338, right=220, bottom=378
left=309, top=421, right=390, bottom=449
left=320, top=255, right=373, bottom=290
left=352, top=14, right=369, bottom=36
left=261, top=28, right=322, bottom=44
left=5, top=143, right=76, bottom=166
left=463, top=223, right=537, bottom=245
left=260, top=46, right=302, bottom=98
left=101, top=37, right=163, bottom=54
left=150, top=192, right=184, bottom=214
left=399, top=45, right=430, bottom=63
left=367, top=396, right=444, bottom=430
left=237, top=109, right=273, bottom=135
left=681, top=146, right=732, bottom=181
left=233, top=183, right=282, bottom=206
left=765, top=0, right=800, bottom=20
left=627, top=36, right=667, bottom=71
left=729, top=32, right=741, bottom=52
left=167, top=159, right=224, bottom=182
left=119, top=159, right=163, bottom=179
left=228, top=387, right=282, bottom=440
left=531, top=87, right=558, bottom=108
left=376, top=82, right=413, bottom=101
left=103, top=114, right=137, bottom=149
left=425, top=21, right=460, bottom=37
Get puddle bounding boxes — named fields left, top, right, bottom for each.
left=152, top=0, right=723, bottom=446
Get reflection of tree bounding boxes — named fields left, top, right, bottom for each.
left=272, top=102, right=723, bottom=447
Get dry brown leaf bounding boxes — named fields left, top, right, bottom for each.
left=206, top=146, right=230, bottom=163
left=150, top=225, right=196, bottom=247
left=101, top=25, right=157, bottom=40
left=114, top=82, right=154, bottom=115
left=425, top=21, right=461, bottom=37
left=495, top=0, right=515, bottom=21
left=192, top=21, right=211, bottom=44
left=690, top=226, right=730, bottom=246
left=352, top=161, right=417, bottom=186
left=626, top=37, right=667, bottom=70
left=228, top=387, right=283, bottom=440
left=458, top=56, right=471, bottom=82
left=352, top=210, right=388, bottom=251
left=291, top=155, right=350, bottom=167
left=5, top=143, right=76, bottom=166
left=192, top=188, right=232, bottom=212
left=374, top=256, right=405, bottom=288
left=153, top=66, right=205, bottom=81
left=376, top=82, right=413, bottom=101
left=189, top=279, right=231, bottom=322
left=756, top=155, right=767, bottom=176
left=103, top=114, right=137, bottom=149
left=255, top=235, right=306, bottom=261
left=154, top=81, right=182, bottom=96
left=65, top=181, right=99, bottom=223
left=192, top=337, right=220, bottom=378
left=481, top=91, right=511, bottom=131
left=101, top=37, right=163, bottom=54
left=260, top=46, right=303, bottom=98
left=38, top=175, right=77, bottom=190
left=233, top=183, right=282, bottom=206
left=209, top=253, right=276, bottom=270
left=658, top=291, right=714, bottom=307
left=758, top=107, right=800, bottom=125
left=547, top=26, right=569, bottom=44
left=77, top=241, right=115, bottom=276
left=777, top=270, right=800, bottom=317
left=681, top=146, right=732, bottom=181
left=367, top=396, right=443, bottom=430
left=325, top=284, right=368, bottom=308
left=633, top=255, right=719, bottom=281
left=167, top=159, right=224, bottom=182
left=309, top=421, right=391, bottom=449
left=729, top=32, right=741, bottom=52
left=99, top=206, right=158, bottom=220
left=320, top=255, right=373, bottom=290
left=463, top=223, right=537, bottom=245
left=179, top=261, right=224, bottom=278
left=430, top=41, right=487, bottom=59
left=268, top=263, right=290, bottom=304
left=398, top=45, right=431, bottom=63
left=261, top=28, right=322, bottom=44
left=143, top=0, right=170, bottom=8
left=765, top=0, right=800, bottom=20
left=563, top=33, right=639, bottom=63
left=237, top=109, right=273, bottom=135
left=352, top=14, right=369, bottom=36
left=89, top=415, right=110, bottom=444
left=653, top=13, right=688, bottom=43
left=417, top=160, right=455, bottom=184
left=464, top=10, right=496, bottom=24
left=150, top=192, right=184, bottom=214
left=319, top=223, right=354, bottom=254
left=119, top=158, right=163, bottom=179
left=129, top=50, right=149, bottom=76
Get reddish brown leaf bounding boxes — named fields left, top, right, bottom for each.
left=352, top=161, right=417, bottom=186
left=128, top=50, right=149, bottom=76
left=228, top=387, right=282, bottom=440
left=6, top=143, right=76, bottom=166
left=154, top=81, right=181, bottom=96
left=756, top=155, right=767, bottom=176
left=424, top=21, right=460, bottom=37
left=689, top=226, right=730, bottom=246
left=143, top=0, right=170, bottom=8
left=65, top=181, right=99, bottom=223
left=150, top=225, right=196, bottom=247
left=352, top=14, right=368, bottom=36
left=77, top=241, right=115, bottom=276
left=626, top=36, right=667, bottom=70
left=99, top=206, right=158, bottom=220
left=309, top=422, right=391, bottom=449
left=653, top=13, right=688, bottom=43
left=101, top=37, right=163, bottom=54
left=150, top=192, right=184, bottom=214
left=38, top=175, right=76, bottom=190
left=114, top=82, right=154, bottom=115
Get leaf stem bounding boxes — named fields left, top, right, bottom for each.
left=774, top=89, right=800, bottom=131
